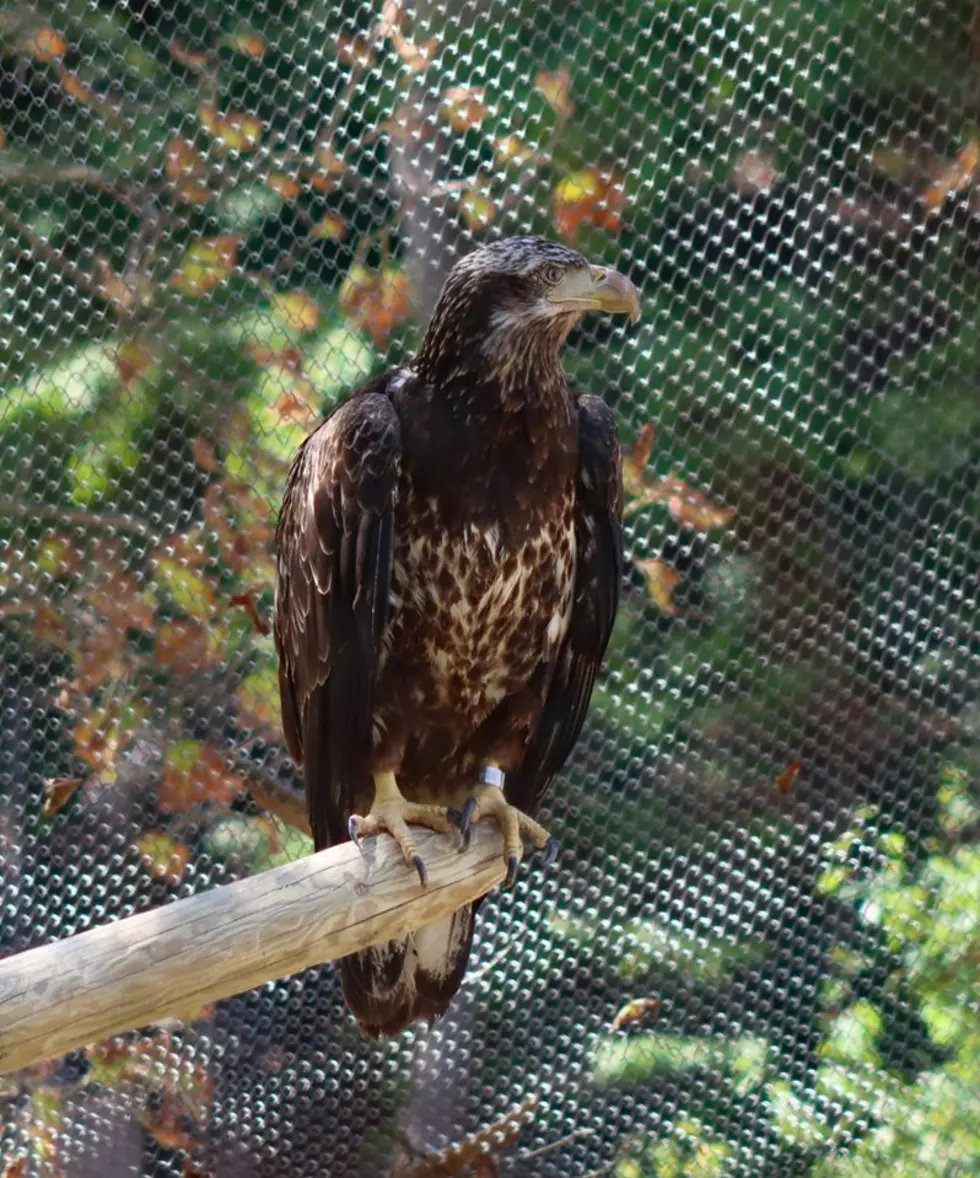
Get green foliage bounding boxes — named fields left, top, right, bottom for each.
left=600, top=764, right=980, bottom=1176
left=0, top=0, right=978, bottom=1171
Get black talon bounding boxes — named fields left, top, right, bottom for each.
left=412, top=855, right=428, bottom=886
left=505, top=854, right=519, bottom=888
left=348, top=816, right=363, bottom=852
left=449, top=796, right=479, bottom=851
left=460, top=796, right=479, bottom=842
left=544, top=836, right=559, bottom=865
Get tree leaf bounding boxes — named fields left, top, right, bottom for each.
left=270, top=290, right=321, bottom=333
left=460, top=189, right=495, bottom=232
left=135, top=832, right=191, bottom=884
left=26, top=28, right=68, bottom=62
left=639, top=560, right=682, bottom=615
left=171, top=236, right=240, bottom=298
left=554, top=168, right=624, bottom=242
left=159, top=741, right=242, bottom=814
left=42, top=776, right=85, bottom=818
left=535, top=66, right=573, bottom=117
left=310, top=213, right=348, bottom=241
left=197, top=104, right=263, bottom=153
left=441, top=87, right=491, bottom=132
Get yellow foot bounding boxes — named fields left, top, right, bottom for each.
left=448, top=777, right=558, bottom=888
left=348, top=772, right=455, bottom=885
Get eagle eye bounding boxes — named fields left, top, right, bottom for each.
left=541, top=264, right=565, bottom=285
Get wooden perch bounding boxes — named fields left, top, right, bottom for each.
left=0, top=825, right=506, bottom=1075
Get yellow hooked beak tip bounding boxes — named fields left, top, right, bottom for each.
left=547, top=266, right=642, bottom=323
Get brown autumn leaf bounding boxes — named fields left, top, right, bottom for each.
left=95, top=257, right=137, bottom=313
left=640, top=559, right=682, bottom=615
left=656, top=476, right=735, bottom=531
left=611, top=997, right=662, bottom=1031
left=116, top=340, right=155, bottom=385
left=197, top=104, right=262, bottom=152
left=32, top=604, right=68, bottom=648
left=336, top=32, right=375, bottom=67
left=0, top=127, right=5, bottom=150
left=165, top=136, right=201, bottom=181
left=135, top=832, right=191, bottom=885
left=392, top=30, right=438, bottom=71
left=191, top=436, right=220, bottom=473
left=270, top=290, right=321, bottom=333
left=75, top=625, right=128, bottom=693
left=27, top=27, right=68, bottom=62
left=168, top=41, right=210, bottom=70
left=171, top=235, right=239, bottom=298
left=139, top=1107, right=196, bottom=1153
left=159, top=741, right=242, bottom=814
left=459, top=188, right=495, bottom=232
left=339, top=264, right=413, bottom=348
left=183, top=1158, right=214, bottom=1178
left=165, top=136, right=212, bottom=205
left=622, top=423, right=657, bottom=500
left=310, top=212, right=348, bottom=241
left=554, top=168, right=625, bottom=242
left=226, top=33, right=266, bottom=58
left=58, top=67, right=95, bottom=107
left=316, top=145, right=347, bottom=172
left=42, top=776, right=85, bottom=818
left=308, top=171, right=338, bottom=194
left=2, top=1156, right=28, bottom=1178
left=265, top=171, right=301, bottom=201
left=249, top=814, right=286, bottom=854
left=229, top=590, right=271, bottom=635
left=441, top=86, right=491, bottom=133
left=923, top=138, right=980, bottom=211
left=775, top=758, right=804, bottom=796
left=83, top=569, right=156, bottom=631
left=379, top=0, right=405, bottom=37
left=535, top=65, right=573, bottom=117
left=494, top=133, right=534, bottom=166
left=154, top=619, right=215, bottom=674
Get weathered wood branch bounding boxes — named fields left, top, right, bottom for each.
left=0, top=825, right=506, bottom=1075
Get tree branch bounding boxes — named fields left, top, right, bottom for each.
left=0, top=824, right=506, bottom=1075
left=0, top=497, right=161, bottom=543
left=0, top=203, right=103, bottom=300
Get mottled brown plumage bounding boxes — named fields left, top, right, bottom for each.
left=274, top=236, right=636, bottom=1037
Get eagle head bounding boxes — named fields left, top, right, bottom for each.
left=415, top=235, right=640, bottom=384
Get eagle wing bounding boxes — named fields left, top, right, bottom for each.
left=274, top=389, right=401, bottom=850
left=508, top=392, right=624, bottom=814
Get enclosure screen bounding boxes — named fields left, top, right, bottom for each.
left=0, top=1, right=978, bottom=1176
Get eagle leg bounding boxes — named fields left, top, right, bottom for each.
left=348, top=771, right=456, bottom=886
left=449, top=775, right=559, bottom=888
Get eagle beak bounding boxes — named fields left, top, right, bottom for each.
left=547, top=265, right=641, bottom=323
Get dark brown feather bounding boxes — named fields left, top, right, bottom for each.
left=274, top=236, right=626, bottom=1036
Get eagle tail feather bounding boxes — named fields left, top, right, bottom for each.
left=340, top=905, right=475, bottom=1038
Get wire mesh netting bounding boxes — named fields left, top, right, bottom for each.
left=1, top=0, right=979, bottom=1174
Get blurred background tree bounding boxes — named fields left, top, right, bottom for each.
left=0, top=0, right=977, bottom=1175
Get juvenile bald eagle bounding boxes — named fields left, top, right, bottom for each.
left=275, top=236, right=637, bottom=1037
